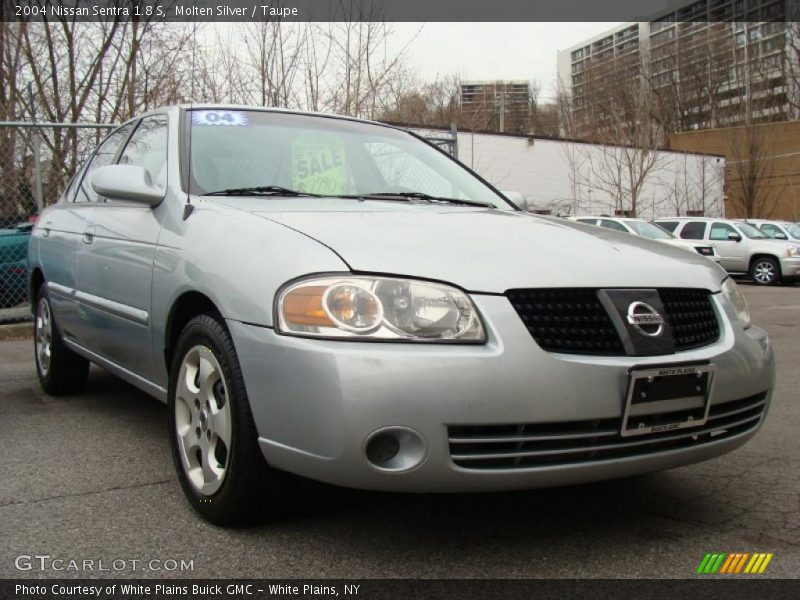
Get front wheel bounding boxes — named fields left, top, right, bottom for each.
left=750, top=257, right=780, bottom=286
left=168, top=314, right=288, bottom=526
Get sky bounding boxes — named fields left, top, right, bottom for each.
left=388, top=22, right=622, bottom=100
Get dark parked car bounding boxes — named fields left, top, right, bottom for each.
left=0, top=222, right=33, bottom=308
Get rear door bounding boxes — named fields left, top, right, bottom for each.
left=75, top=115, right=169, bottom=381
left=677, top=220, right=707, bottom=242
left=708, top=221, right=747, bottom=272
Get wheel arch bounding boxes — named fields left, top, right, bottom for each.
left=29, top=267, right=45, bottom=308
left=164, top=291, right=224, bottom=371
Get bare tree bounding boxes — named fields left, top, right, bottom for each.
left=574, top=58, right=667, bottom=217
left=726, top=123, right=783, bottom=218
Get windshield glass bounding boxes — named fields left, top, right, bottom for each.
left=626, top=220, right=673, bottom=240
left=784, top=223, right=800, bottom=239
left=186, top=109, right=513, bottom=209
left=737, top=222, right=767, bottom=239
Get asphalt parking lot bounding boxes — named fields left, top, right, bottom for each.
left=1, top=284, right=798, bottom=579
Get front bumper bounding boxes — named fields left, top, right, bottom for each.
left=228, top=293, right=774, bottom=492
left=780, top=256, right=800, bottom=279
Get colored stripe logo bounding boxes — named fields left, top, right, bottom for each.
left=697, top=552, right=773, bottom=574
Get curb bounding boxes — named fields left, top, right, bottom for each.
left=0, top=322, right=33, bottom=340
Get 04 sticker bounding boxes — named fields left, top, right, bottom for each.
left=191, top=110, right=248, bottom=126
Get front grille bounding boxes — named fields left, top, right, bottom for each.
left=659, top=288, right=720, bottom=351
left=447, top=391, right=767, bottom=470
left=505, top=289, right=624, bottom=355
left=506, top=288, right=719, bottom=355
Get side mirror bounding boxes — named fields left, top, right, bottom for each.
left=91, top=165, right=165, bottom=206
left=727, top=232, right=742, bottom=242
left=774, top=232, right=788, bottom=240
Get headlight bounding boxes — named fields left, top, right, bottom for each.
left=787, top=245, right=800, bottom=257
left=720, top=278, right=751, bottom=329
left=277, top=275, right=486, bottom=342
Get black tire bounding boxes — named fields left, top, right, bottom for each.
left=33, top=286, right=90, bottom=395
left=750, top=257, right=781, bottom=286
left=168, top=314, right=289, bottom=526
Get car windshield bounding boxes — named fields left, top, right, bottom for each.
left=737, top=222, right=767, bottom=239
left=626, top=220, right=673, bottom=240
left=186, top=109, right=513, bottom=209
left=784, top=223, right=800, bottom=238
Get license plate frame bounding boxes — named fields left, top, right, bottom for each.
left=621, top=363, right=717, bottom=438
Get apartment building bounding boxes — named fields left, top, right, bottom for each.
left=459, top=81, right=532, bottom=133
left=557, top=0, right=798, bottom=133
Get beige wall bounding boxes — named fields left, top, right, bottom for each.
left=670, top=121, right=800, bottom=221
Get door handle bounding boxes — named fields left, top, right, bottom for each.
left=42, top=221, right=53, bottom=238
left=82, top=224, right=96, bottom=245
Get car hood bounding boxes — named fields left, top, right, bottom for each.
left=213, top=198, right=725, bottom=293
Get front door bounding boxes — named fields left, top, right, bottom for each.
left=74, top=115, right=168, bottom=382
left=708, top=221, right=747, bottom=272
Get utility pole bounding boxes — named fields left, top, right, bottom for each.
left=28, top=82, right=44, bottom=213
left=498, top=87, right=505, bottom=133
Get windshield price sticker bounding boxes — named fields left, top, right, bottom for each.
left=192, top=111, right=248, bottom=127
left=292, top=137, right=348, bottom=195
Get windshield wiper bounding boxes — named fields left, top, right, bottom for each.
left=204, top=185, right=321, bottom=197
left=357, top=192, right=493, bottom=208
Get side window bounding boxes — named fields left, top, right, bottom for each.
left=76, top=123, right=136, bottom=203
left=680, top=221, right=707, bottom=240
left=600, top=219, right=629, bottom=232
left=657, top=220, right=679, bottom=233
left=64, top=160, right=90, bottom=203
left=577, top=218, right=598, bottom=225
left=118, top=115, right=168, bottom=191
left=709, top=222, right=736, bottom=240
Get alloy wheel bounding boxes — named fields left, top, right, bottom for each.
left=35, top=297, right=52, bottom=376
left=174, top=345, right=232, bottom=496
left=754, top=261, right=777, bottom=285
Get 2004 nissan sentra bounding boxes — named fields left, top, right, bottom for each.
left=29, top=106, right=774, bottom=525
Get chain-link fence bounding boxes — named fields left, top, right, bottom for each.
left=0, top=122, right=115, bottom=323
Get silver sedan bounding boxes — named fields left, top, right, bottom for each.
left=29, top=106, right=774, bottom=525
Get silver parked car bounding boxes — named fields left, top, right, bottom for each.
left=30, top=106, right=774, bottom=525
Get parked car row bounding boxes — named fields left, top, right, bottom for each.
left=655, top=217, right=800, bottom=286
left=28, top=105, right=776, bottom=526
left=568, top=214, right=800, bottom=286
left=567, top=216, right=718, bottom=260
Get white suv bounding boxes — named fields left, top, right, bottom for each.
left=568, top=216, right=717, bottom=260
left=655, top=217, right=800, bottom=285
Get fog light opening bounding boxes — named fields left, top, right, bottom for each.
left=366, top=433, right=400, bottom=465
left=364, top=427, right=427, bottom=472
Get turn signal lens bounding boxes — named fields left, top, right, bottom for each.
left=276, top=276, right=485, bottom=342
left=282, top=285, right=332, bottom=327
